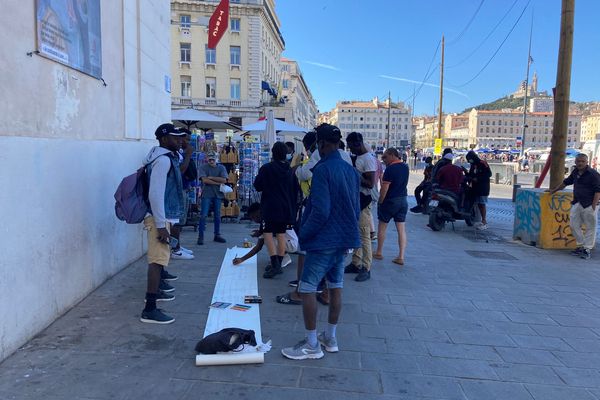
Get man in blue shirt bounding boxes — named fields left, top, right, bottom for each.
left=281, top=124, right=361, bottom=360
left=373, top=148, right=409, bottom=266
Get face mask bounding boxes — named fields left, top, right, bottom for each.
left=468, top=159, right=475, bottom=164
left=286, top=154, right=292, bottom=161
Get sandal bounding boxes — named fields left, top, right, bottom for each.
left=276, top=292, right=302, bottom=305
left=373, top=253, right=383, bottom=260
left=392, top=258, right=404, bottom=266
left=317, top=293, right=330, bottom=305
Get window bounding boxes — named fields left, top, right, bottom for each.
left=480, top=128, right=483, bottom=133
left=486, top=121, right=489, bottom=125
left=205, top=77, right=216, bottom=98
left=569, top=121, right=572, bottom=127
left=282, top=79, right=289, bottom=89
left=181, top=75, right=191, bottom=97
left=230, top=18, right=240, bottom=32
left=545, top=121, right=549, bottom=127
left=533, top=128, right=536, bottom=134
left=486, top=127, right=489, bottom=133
left=480, top=121, right=484, bottom=126
left=205, top=45, right=216, bottom=64
left=230, top=79, right=241, bottom=99
left=180, top=15, right=191, bottom=28
left=180, top=43, right=191, bottom=62
left=230, top=46, right=241, bottom=65
left=282, top=64, right=289, bottom=72
left=492, top=121, right=495, bottom=126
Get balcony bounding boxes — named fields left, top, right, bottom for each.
left=172, top=97, right=258, bottom=109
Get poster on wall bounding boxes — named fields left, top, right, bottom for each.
left=36, top=0, right=102, bottom=79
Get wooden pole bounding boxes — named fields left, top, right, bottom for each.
left=437, top=35, right=445, bottom=141
left=549, top=0, right=575, bottom=189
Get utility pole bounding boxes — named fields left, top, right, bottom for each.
left=549, top=0, right=575, bottom=189
left=520, top=12, right=534, bottom=156
left=386, top=91, right=391, bottom=148
left=437, top=35, right=445, bottom=141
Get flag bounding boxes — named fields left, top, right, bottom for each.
left=208, top=0, right=229, bottom=49
left=529, top=56, right=534, bottom=64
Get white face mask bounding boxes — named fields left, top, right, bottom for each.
left=286, top=154, right=293, bottom=161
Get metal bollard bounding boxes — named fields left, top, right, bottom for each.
left=495, top=172, right=500, bottom=184
left=512, top=184, right=521, bottom=202
left=533, top=175, right=539, bottom=187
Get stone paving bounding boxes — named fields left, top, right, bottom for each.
left=1, top=177, right=600, bottom=399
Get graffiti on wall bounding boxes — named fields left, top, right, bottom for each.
left=548, top=193, right=575, bottom=246
left=514, top=189, right=541, bottom=242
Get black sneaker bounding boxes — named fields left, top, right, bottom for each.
left=344, top=263, right=362, bottom=274
left=145, top=291, right=175, bottom=302
left=140, top=308, right=174, bottom=324
left=288, top=279, right=299, bottom=288
left=571, top=247, right=584, bottom=256
left=214, top=235, right=226, bottom=243
left=581, top=249, right=592, bottom=260
left=263, top=264, right=282, bottom=279
left=410, top=205, right=423, bottom=213
left=159, top=280, right=175, bottom=293
left=197, top=234, right=204, bottom=245
left=355, top=268, right=371, bottom=282
left=162, top=270, right=178, bottom=282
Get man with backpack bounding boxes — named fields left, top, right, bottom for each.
left=140, top=123, right=186, bottom=324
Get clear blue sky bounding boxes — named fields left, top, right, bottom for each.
left=276, top=0, right=599, bottom=116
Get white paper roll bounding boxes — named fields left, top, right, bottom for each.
left=195, top=352, right=264, bottom=366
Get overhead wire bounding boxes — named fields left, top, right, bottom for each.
left=447, top=0, right=521, bottom=69
left=453, top=0, right=532, bottom=88
left=447, top=0, right=486, bottom=46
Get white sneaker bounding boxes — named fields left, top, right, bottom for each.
left=171, top=250, right=194, bottom=260
left=180, top=246, right=193, bottom=255
left=282, top=254, right=292, bottom=268
left=476, top=223, right=488, bottom=231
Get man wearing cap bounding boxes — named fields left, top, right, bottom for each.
left=197, top=151, right=228, bottom=245
left=435, top=152, right=464, bottom=195
left=140, top=123, right=186, bottom=324
left=282, top=123, right=360, bottom=360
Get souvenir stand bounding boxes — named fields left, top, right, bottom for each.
left=238, top=139, right=271, bottom=211
left=219, top=136, right=241, bottom=221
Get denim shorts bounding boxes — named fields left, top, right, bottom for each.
left=476, top=196, right=488, bottom=204
left=377, top=196, right=408, bottom=223
left=298, top=249, right=347, bottom=293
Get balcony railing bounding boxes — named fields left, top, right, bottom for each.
left=172, top=97, right=259, bottom=108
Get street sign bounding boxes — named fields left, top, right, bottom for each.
left=434, top=138, right=443, bottom=156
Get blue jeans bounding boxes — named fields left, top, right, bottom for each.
left=198, top=197, right=222, bottom=236
left=298, top=249, right=347, bottom=293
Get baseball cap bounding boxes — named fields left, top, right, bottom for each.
left=207, top=151, right=218, bottom=160
left=315, top=123, right=342, bottom=143
left=346, top=131, right=364, bottom=144
left=155, top=123, right=185, bottom=139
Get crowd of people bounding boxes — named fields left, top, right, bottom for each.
left=137, top=121, right=599, bottom=359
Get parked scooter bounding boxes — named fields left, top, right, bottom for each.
left=428, top=181, right=477, bottom=231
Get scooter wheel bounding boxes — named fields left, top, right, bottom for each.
left=428, top=209, right=445, bottom=231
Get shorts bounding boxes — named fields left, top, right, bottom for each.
left=144, top=216, right=171, bottom=266
left=476, top=196, right=488, bottom=204
left=377, top=196, right=408, bottom=223
left=263, top=221, right=288, bottom=234
left=298, top=249, right=347, bottom=293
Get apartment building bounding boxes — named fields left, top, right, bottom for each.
left=170, top=0, right=284, bottom=126
left=274, top=58, right=317, bottom=130
left=326, top=97, right=412, bottom=148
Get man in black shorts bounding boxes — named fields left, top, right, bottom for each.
left=373, top=148, right=409, bottom=266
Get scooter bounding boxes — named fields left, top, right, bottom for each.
left=428, top=182, right=477, bottom=231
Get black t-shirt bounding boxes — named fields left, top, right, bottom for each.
left=563, top=167, right=600, bottom=208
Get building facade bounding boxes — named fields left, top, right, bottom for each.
left=0, top=1, right=171, bottom=361
left=325, top=98, right=412, bottom=148
left=413, top=116, right=441, bottom=149
left=529, top=97, right=554, bottom=113
left=274, top=57, right=317, bottom=130
left=469, top=109, right=582, bottom=149
left=581, top=113, right=600, bottom=143
left=170, top=0, right=285, bottom=126
left=444, top=113, right=474, bottom=149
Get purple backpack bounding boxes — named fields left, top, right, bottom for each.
left=114, top=167, right=150, bottom=224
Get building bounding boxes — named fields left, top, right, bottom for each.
left=170, top=0, right=285, bottom=128
left=581, top=113, right=600, bottom=143
left=317, top=111, right=331, bottom=126
left=413, top=116, right=441, bottom=149
left=274, top=57, right=317, bottom=130
left=468, top=109, right=582, bottom=149
left=529, top=97, right=554, bottom=113
left=326, top=97, right=412, bottom=148
left=512, top=72, right=547, bottom=99
left=0, top=1, right=171, bottom=361
left=444, top=113, right=474, bottom=149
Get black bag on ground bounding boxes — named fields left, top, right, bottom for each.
left=195, top=328, right=257, bottom=354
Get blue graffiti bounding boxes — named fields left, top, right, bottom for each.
left=514, top=190, right=541, bottom=240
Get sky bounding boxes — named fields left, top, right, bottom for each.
left=276, top=0, right=600, bottom=116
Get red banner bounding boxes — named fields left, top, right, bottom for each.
left=208, top=0, right=229, bottom=49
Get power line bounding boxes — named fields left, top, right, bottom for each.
left=447, top=0, right=486, bottom=46
left=454, top=0, right=531, bottom=88
left=447, top=0, right=520, bottom=69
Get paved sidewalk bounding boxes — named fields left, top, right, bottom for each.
left=2, top=184, right=600, bottom=399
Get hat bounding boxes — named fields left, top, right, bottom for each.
left=155, top=123, right=185, bottom=139
left=443, top=153, right=454, bottom=160
left=207, top=151, right=218, bottom=160
left=315, top=124, right=342, bottom=143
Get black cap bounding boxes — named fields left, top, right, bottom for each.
left=315, top=123, right=342, bottom=143
left=346, top=131, right=364, bottom=144
left=155, top=123, right=185, bottom=139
